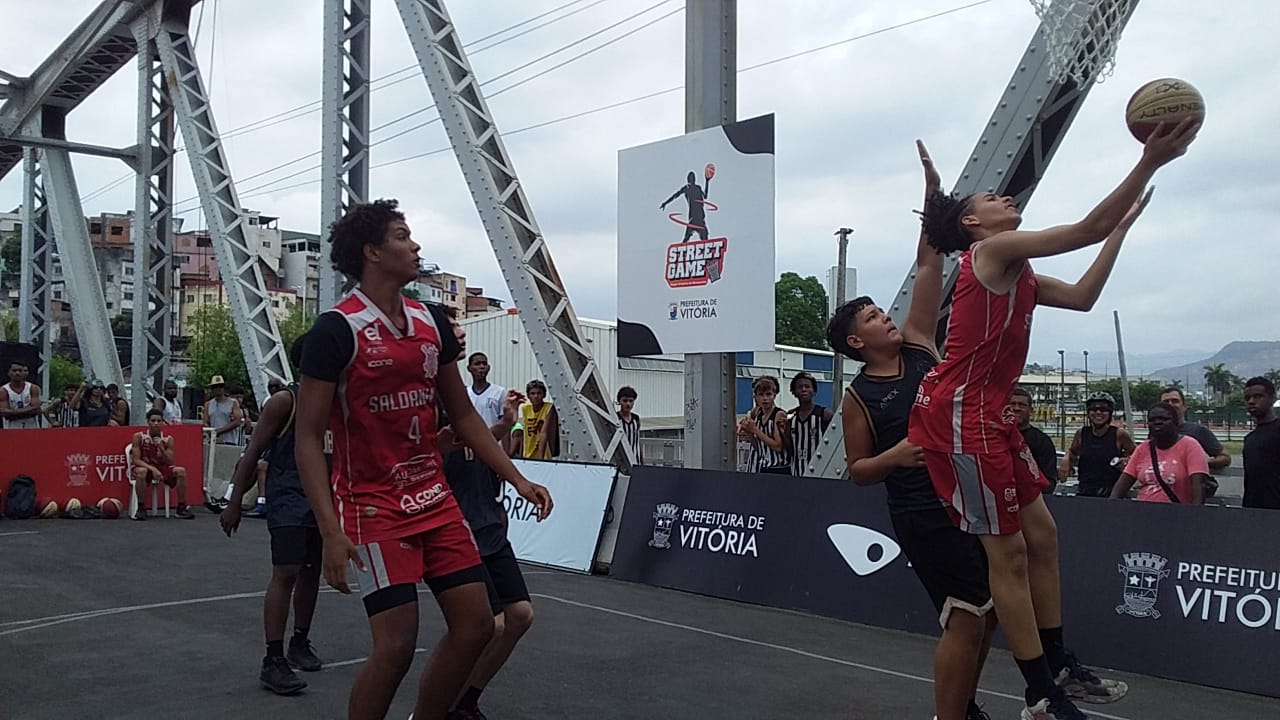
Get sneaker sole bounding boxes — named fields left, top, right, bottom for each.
left=261, top=679, right=308, bottom=696
left=1065, top=680, right=1128, bottom=704
left=287, top=659, right=323, bottom=673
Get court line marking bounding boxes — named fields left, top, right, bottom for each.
left=325, top=648, right=429, bottom=670
left=531, top=593, right=1135, bottom=720
left=0, top=531, right=39, bottom=537
left=0, top=587, right=357, bottom=629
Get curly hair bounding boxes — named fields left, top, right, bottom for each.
left=825, top=296, right=876, bottom=362
left=790, top=371, right=818, bottom=395
left=920, top=188, right=977, bottom=255
left=328, top=199, right=406, bottom=279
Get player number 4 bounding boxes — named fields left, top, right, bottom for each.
left=409, top=415, right=421, bottom=444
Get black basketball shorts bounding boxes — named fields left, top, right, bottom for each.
left=891, top=506, right=994, bottom=630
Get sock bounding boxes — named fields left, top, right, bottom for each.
left=967, top=699, right=982, bottom=717
left=266, top=640, right=284, bottom=660
left=458, top=686, right=483, bottom=710
left=1038, top=627, right=1068, bottom=675
left=256, top=497, right=267, bottom=505
left=1015, top=655, right=1059, bottom=706
left=291, top=626, right=310, bottom=644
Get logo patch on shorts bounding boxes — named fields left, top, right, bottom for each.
left=364, top=506, right=377, bottom=517
left=1004, top=487, right=1017, bottom=503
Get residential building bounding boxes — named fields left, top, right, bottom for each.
left=281, top=229, right=321, bottom=315
left=425, top=270, right=467, bottom=316
left=464, top=287, right=504, bottom=317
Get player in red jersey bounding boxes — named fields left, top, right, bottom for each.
left=908, top=118, right=1197, bottom=720
left=295, top=199, right=553, bottom=720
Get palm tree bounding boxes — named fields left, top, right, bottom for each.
left=1264, top=368, right=1280, bottom=386
left=1203, top=363, right=1235, bottom=405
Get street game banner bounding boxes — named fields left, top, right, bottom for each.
left=616, top=114, right=776, bottom=356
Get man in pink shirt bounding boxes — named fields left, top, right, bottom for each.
left=1110, top=403, right=1210, bottom=504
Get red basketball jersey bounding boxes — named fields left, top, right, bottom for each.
left=909, top=245, right=1038, bottom=455
left=326, top=292, right=456, bottom=545
left=139, top=432, right=171, bottom=467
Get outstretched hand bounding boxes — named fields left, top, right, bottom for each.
left=1142, top=117, right=1200, bottom=167
left=917, top=139, right=941, bottom=192
left=1117, top=186, right=1155, bottom=230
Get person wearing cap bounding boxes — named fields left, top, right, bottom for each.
left=204, top=375, right=244, bottom=446
left=78, top=379, right=113, bottom=427
left=1058, top=391, right=1136, bottom=498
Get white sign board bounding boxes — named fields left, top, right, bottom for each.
left=503, top=459, right=616, bottom=573
left=617, top=114, right=776, bottom=356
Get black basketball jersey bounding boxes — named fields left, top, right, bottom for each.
left=848, top=343, right=943, bottom=514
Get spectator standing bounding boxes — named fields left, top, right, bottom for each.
left=1110, top=403, right=1209, bottom=505
left=1058, top=392, right=1134, bottom=498
left=1242, top=377, right=1280, bottom=509
left=1010, top=388, right=1060, bottom=493
left=1159, top=387, right=1230, bottom=498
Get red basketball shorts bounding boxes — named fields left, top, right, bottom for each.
left=924, top=435, right=1049, bottom=536
left=147, top=464, right=177, bottom=488
left=351, top=508, right=483, bottom=597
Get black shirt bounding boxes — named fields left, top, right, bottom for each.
left=848, top=343, right=943, bottom=515
left=1020, top=424, right=1059, bottom=491
left=1074, top=425, right=1122, bottom=496
left=1243, top=417, right=1280, bottom=509
left=438, top=408, right=508, bottom=556
left=263, top=385, right=319, bottom=529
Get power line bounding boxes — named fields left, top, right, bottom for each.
left=79, top=0, right=614, bottom=203
left=174, top=0, right=995, bottom=215
left=170, top=3, right=679, bottom=212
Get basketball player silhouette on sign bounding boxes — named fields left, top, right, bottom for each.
left=660, top=164, right=717, bottom=242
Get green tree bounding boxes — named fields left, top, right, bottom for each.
left=277, top=304, right=314, bottom=375
left=774, top=272, right=828, bottom=350
left=0, top=310, right=16, bottom=341
left=1086, top=377, right=1163, bottom=415
left=111, top=313, right=132, bottom=335
left=1264, top=368, right=1280, bottom=385
left=401, top=286, right=421, bottom=300
left=1203, top=363, right=1239, bottom=405
left=0, top=233, right=19, bottom=270
left=48, top=354, right=84, bottom=394
left=188, top=304, right=248, bottom=395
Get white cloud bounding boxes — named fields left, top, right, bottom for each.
left=1, top=0, right=1276, bottom=369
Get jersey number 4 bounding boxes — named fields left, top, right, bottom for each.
left=409, top=415, right=422, bottom=444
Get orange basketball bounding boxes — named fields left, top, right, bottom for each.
left=1125, top=78, right=1205, bottom=142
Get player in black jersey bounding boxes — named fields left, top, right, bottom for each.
left=828, top=141, right=994, bottom=720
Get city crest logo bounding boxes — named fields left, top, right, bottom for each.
left=1117, top=552, right=1170, bottom=619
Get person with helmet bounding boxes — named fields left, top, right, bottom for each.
left=1058, top=391, right=1136, bottom=497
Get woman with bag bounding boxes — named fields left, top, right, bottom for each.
left=1109, top=403, right=1210, bottom=504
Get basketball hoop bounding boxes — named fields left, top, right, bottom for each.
left=1029, top=0, right=1133, bottom=86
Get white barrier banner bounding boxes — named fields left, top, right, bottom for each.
left=503, top=459, right=616, bottom=573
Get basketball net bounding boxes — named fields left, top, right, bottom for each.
left=1029, top=0, right=1133, bottom=86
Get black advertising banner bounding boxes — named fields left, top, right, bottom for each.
left=613, top=466, right=1280, bottom=698
left=1051, top=497, right=1280, bottom=697
left=612, top=465, right=940, bottom=638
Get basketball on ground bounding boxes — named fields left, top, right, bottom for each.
left=64, top=498, right=81, bottom=514
left=97, top=497, right=123, bottom=519
left=1126, top=78, right=1204, bottom=142
left=37, top=497, right=59, bottom=519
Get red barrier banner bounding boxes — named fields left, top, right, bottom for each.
left=0, top=425, right=205, bottom=508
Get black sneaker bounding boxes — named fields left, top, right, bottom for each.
left=1020, top=690, right=1087, bottom=720
left=967, top=702, right=992, bottom=720
left=260, top=656, right=307, bottom=695
left=1056, top=650, right=1127, bottom=704
left=175, top=504, right=195, bottom=520
left=287, top=638, right=323, bottom=672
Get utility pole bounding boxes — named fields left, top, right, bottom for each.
left=682, top=0, right=737, bottom=471
left=831, top=227, right=853, bottom=398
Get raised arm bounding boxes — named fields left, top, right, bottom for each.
left=902, top=140, right=946, bottom=350
left=1036, top=187, right=1153, bottom=311
left=980, top=119, right=1197, bottom=267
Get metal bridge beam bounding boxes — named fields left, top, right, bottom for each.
left=319, top=0, right=372, bottom=313
left=154, top=15, right=291, bottom=402
left=127, top=22, right=176, bottom=417
left=394, top=0, right=635, bottom=470
left=18, top=149, right=54, bottom=398
left=805, top=1, right=1142, bottom=478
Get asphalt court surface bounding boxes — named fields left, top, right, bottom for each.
left=2, top=517, right=1276, bottom=719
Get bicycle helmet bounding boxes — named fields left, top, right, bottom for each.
left=1085, top=391, right=1115, bottom=408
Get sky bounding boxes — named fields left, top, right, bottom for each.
left=1, top=0, right=1276, bottom=375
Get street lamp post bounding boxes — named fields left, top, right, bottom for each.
left=1083, top=349, right=1089, bottom=394
left=1058, top=349, right=1066, bottom=445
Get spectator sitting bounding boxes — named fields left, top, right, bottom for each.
left=1109, top=402, right=1210, bottom=505
left=132, top=408, right=195, bottom=519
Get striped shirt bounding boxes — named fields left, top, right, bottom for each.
left=619, top=413, right=642, bottom=464
left=789, top=404, right=828, bottom=475
left=53, top=399, right=79, bottom=428
left=747, top=407, right=790, bottom=473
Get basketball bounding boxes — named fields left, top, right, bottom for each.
left=1125, top=78, right=1204, bottom=142
left=97, top=497, right=123, bottom=519
left=704, top=163, right=716, bottom=180
left=65, top=498, right=81, bottom=513
left=37, top=497, right=59, bottom=519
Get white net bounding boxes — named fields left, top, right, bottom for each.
left=1029, top=0, right=1133, bottom=86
